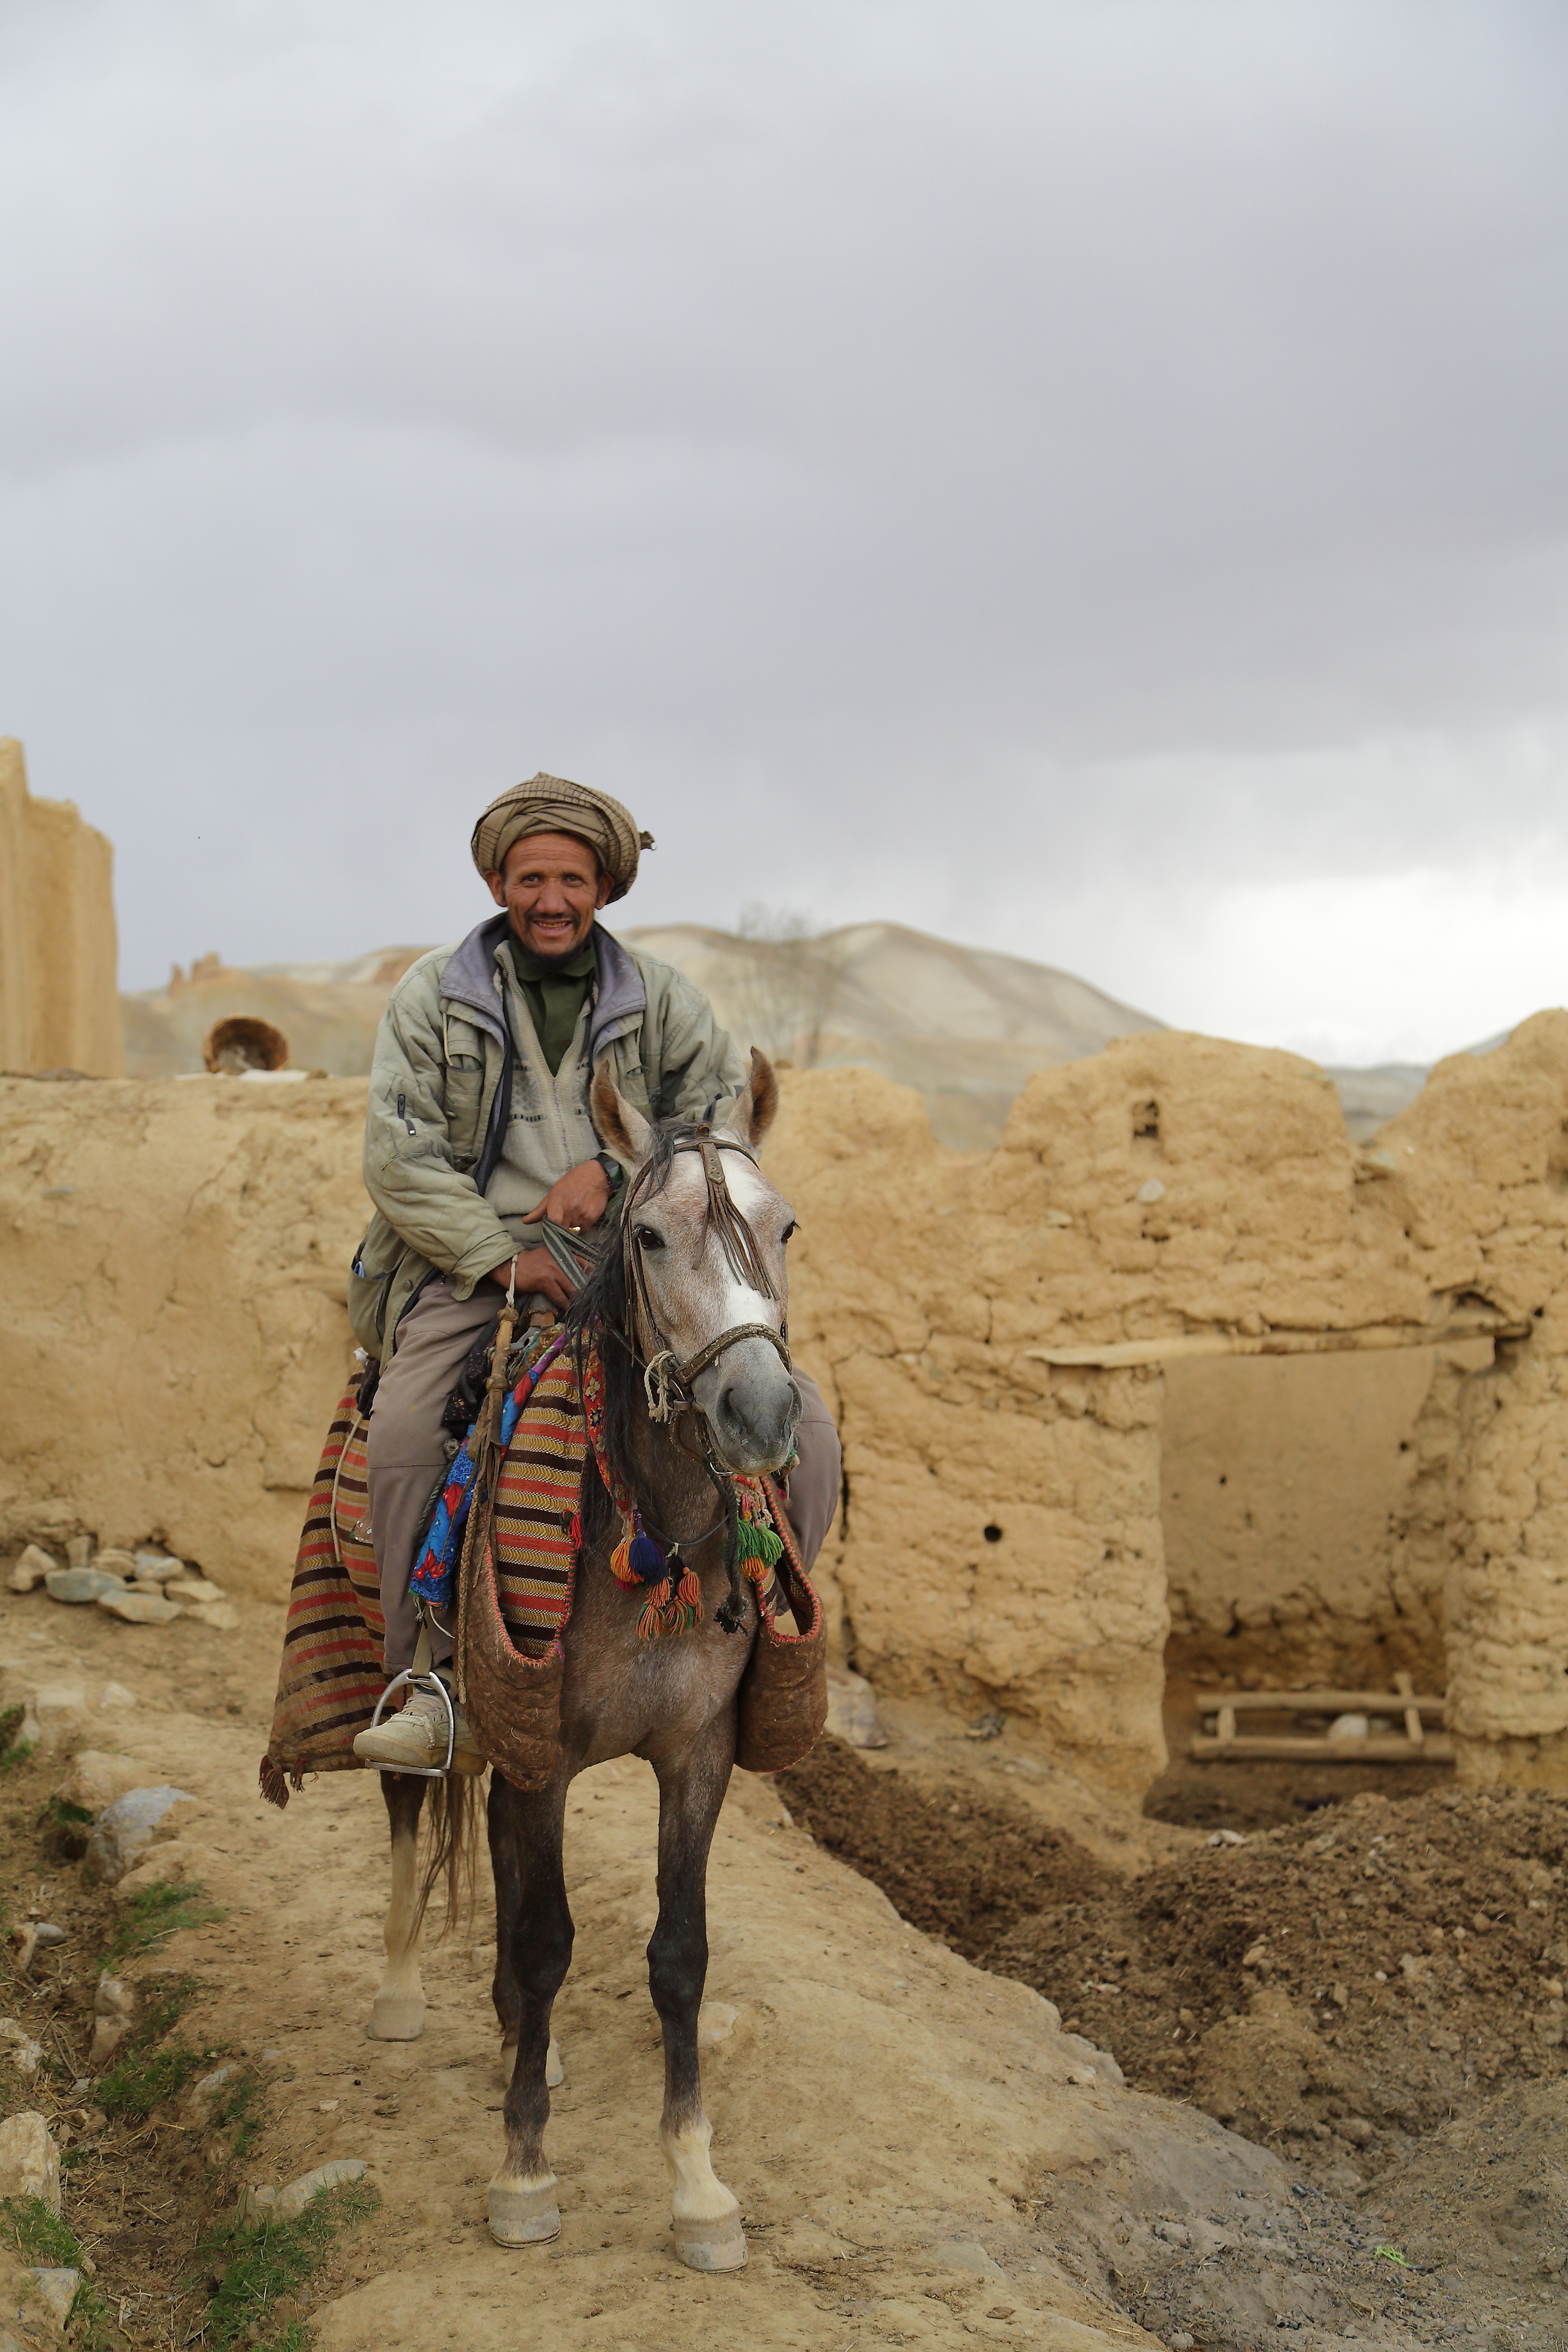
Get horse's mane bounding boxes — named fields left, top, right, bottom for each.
left=564, top=1116, right=711, bottom=1539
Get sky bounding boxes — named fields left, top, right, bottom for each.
left=3, top=0, right=1567, bottom=1066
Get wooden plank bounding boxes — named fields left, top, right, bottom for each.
left=1024, top=1315, right=1525, bottom=1370
left=1193, top=1688, right=1445, bottom=1719
left=1189, top=1734, right=1456, bottom=1764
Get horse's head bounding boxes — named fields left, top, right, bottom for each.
left=591, top=1049, right=800, bottom=1474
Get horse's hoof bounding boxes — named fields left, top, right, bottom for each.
left=488, top=2176, right=561, bottom=2246
left=673, top=2212, right=748, bottom=2272
left=368, top=1993, right=425, bottom=2041
left=495, top=2037, right=563, bottom=2089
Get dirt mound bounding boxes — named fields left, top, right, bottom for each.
left=782, top=1744, right=1568, bottom=2196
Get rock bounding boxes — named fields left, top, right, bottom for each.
left=164, top=1576, right=226, bottom=1604
left=56, top=1752, right=152, bottom=1812
left=697, top=2001, right=739, bottom=2049
left=26, top=2269, right=81, bottom=2328
left=63, top=1539, right=92, bottom=1571
left=45, top=1569, right=125, bottom=1606
left=0, top=2114, right=60, bottom=2215
left=272, top=2159, right=368, bottom=2221
left=234, top=2185, right=276, bottom=2228
left=1066, top=2065, right=1099, bottom=2087
left=1328, top=1712, right=1369, bottom=1741
left=8, top=1546, right=55, bottom=1594
left=88, top=2017, right=130, bottom=2069
left=83, top=1785, right=196, bottom=1886
left=186, top=2063, right=241, bottom=2115
left=184, top=1602, right=238, bottom=1633
left=31, top=1926, right=63, bottom=1948
left=97, top=1683, right=138, bottom=1710
left=933, top=2239, right=1005, bottom=2280
left=96, top=1591, right=183, bottom=1626
left=26, top=1685, right=86, bottom=1744
left=824, top=1665, right=889, bottom=1749
left=0, top=2021, right=45, bottom=2074
left=133, top=1554, right=183, bottom=1583
left=94, top=1976, right=136, bottom=2020
left=91, top=1550, right=139, bottom=1579
left=113, top=1839, right=215, bottom=1901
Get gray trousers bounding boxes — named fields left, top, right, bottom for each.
left=366, top=1276, right=843, bottom=1677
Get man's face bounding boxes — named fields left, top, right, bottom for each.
left=486, top=830, right=611, bottom=961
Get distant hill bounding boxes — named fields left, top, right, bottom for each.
left=120, top=921, right=1433, bottom=1146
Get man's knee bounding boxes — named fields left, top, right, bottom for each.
left=786, top=1373, right=842, bottom=1570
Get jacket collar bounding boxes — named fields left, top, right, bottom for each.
left=439, top=913, right=646, bottom=1060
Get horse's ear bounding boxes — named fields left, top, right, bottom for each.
left=591, top=1064, right=654, bottom=1169
left=719, top=1047, right=780, bottom=1152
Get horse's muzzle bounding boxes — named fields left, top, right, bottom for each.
left=694, top=1340, right=802, bottom=1474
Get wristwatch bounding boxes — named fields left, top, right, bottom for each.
left=595, top=1152, right=623, bottom=1189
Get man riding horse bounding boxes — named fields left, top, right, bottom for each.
left=348, top=770, right=842, bottom=1772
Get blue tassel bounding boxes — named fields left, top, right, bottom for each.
left=628, top=1530, right=668, bottom=1584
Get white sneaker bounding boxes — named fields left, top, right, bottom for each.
left=353, top=1682, right=485, bottom=1774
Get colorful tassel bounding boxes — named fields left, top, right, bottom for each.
left=676, top=1567, right=703, bottom=1631
left=628, top=1529, right=668, bottom=1582
left=610, top=1530, right=638, bottom=1587
left=637, top=1578, right=672, bottom=1639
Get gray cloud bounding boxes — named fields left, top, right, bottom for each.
left=2, top=0, right=1566, bottom=1035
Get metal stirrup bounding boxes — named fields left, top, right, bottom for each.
left=363, top=1622, right=455, bottom=1779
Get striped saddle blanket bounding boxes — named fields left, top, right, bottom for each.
left=262, top=1343, right=588, bottom=1796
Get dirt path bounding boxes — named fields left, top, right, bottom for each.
left=1, top=1583, right=1555, bottom=2352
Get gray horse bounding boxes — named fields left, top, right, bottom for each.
left=369, top=1050, right=804, bottom=2271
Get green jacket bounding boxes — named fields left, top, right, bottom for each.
left=349, top=914, right=746, bottom=1356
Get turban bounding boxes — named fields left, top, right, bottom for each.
left=470, top=773, right=654, bottom=904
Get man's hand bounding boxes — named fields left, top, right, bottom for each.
left=523, top=1158, right=611, bottom=1236
left=487, top=1248, right=576, bottom=1311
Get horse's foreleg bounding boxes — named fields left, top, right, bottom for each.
left=487, top=1773, right=573, bottom=2247
left=369, top=1772, right=428, bottom=2041
left=488, top=1774, right=564, bottom=2092
left=649, top=1717, right=745, bottom=2274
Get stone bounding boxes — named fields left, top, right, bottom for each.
left=56, top=1752, right=152, bottom=1811
left=186, top=2063, right=241, bottom=2114
left=95, top=1591, right=182, bottom=1626
left=94, top=1976, right=136, bottom=2020
left=164, top=1576, right=225, bottom=1604
left=45, top=1569, right=125, bottom=1606
left=272, top=2159, right=368, bottom=2222
left=183, top=1601, right=238, bottom=1632
left=0, top=2021, right=45, bottom=2074
left=27, top=1685, right=86, bottom=1741
left=824, top=1665, right=889, bottom=1749
left=31, top=1926, right=63, bottom=1948
left=933, top=2239, right=1005, bottom=2280
left=26, top=2269, right=81, bottom=2328
left=96, top=1683, right=138, bottom=1710
left=9, top=1546, right=55, bottom=1594
left=83, top=1784, right=196, bottom=1886
left=88, top=2017, right=129, bottom=2070
left=91, top=1550, right=139, bottom=1579
left=63, top=1539, right=92, bottom=1571
left=697, top=2001, right=739, bottom=2049
left=234, top=2185, right=276, bottom=2228
left=133, top=1554, right=183, bottom=1582
left=1328, top=1713, right=1370, bottom=1742
left=0, top=2114, right=60, bottom=2215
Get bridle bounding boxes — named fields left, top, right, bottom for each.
left=620, top=1125, right=793, bottom=1430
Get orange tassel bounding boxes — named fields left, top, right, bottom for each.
left=611, top=1531, right=638, bottom=1588
left=637, top=1577, right=671, bottom=1639
left=677, top=1567, right=702, bottom=1618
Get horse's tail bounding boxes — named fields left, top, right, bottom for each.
left=414, top=1765, right=486, bottom=1939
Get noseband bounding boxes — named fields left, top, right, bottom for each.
left=621, top=1126, right=792, bottom=1428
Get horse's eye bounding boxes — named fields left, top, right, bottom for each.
left=634, top=1226, right=665, bottom=1252
left=780, top=1221, right=797, bottom=1244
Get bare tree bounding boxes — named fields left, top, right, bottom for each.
left=731, top=905, right=847, bottom=1069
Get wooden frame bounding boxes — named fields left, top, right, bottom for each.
left=1189, top=1673, right=1454, bottom=1763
